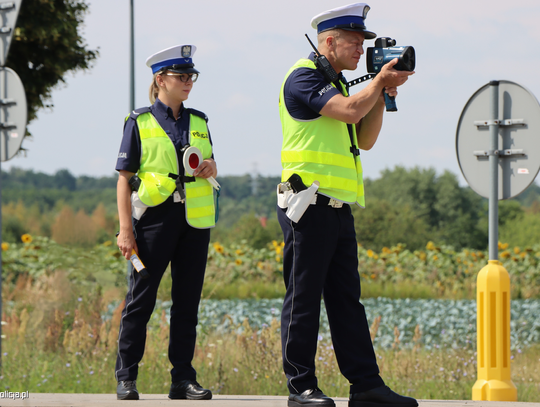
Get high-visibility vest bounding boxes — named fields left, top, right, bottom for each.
left=279, top=59, right=365, bottom=207
left=133, top=110, right=216, bottom=229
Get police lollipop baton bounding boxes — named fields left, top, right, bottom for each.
left=115, top=232, right=150, bottom=279
left=183, top=146, right=221, bottom=190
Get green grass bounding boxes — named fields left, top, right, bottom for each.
left=202, top=280, right=286, bottom=300
left=361, top=281, right=439, bottom=299
left=3, top=320, right=539, bottom=401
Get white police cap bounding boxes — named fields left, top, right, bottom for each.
left=145, top=44, right=200, bottom=74
left=311, top=3, right=377, bottom=39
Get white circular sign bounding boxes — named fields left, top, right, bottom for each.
left=456, top=80, right=540, bottom=199
left=0, top=67, right=27, bottom=162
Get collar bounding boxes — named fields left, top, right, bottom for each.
left=154, top=98, right=185, bottom=119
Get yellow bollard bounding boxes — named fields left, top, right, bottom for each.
left=472, top=260, right=517, bottom=401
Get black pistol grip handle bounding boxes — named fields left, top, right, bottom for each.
left=384, top=93, right=397, bottom=112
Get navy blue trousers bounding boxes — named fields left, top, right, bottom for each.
left=278, top=204, right=384, bottom=394
left=115, top=197, right=210, bottom=383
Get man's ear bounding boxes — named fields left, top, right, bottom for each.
left=326, top=35, right=334, bottom=49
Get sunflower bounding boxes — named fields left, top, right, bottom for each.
left=21, top=234, right=33, bottom=243
left=1, top=242, right=8, bottom=251
left=500, top=250, right=511, bottom=259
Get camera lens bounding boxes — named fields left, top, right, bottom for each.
left=400, top=47, right=415, bottom=71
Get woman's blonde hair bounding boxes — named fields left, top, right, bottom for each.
left=148, top=72, right=161, bottom=104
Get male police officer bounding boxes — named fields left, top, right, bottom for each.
left=277, top=3, right=417, bottom=407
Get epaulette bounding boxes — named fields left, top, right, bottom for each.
left=128, top=107, right=151, bottom=120
left=186, top=108, right=208, bottom=122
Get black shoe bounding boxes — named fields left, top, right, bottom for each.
left=117, top=380, right=139, bottom=400
left=349, top=385, right=418, bottom=407
left=169, top=380, right=212, bottom=400
left=288, top=388, right=335, bottom=407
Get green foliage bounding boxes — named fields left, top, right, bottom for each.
left=352, top=198, right=432, bottom=251
left=513, top=182, right=540, bottom=206
left=212, top=213, right=282, bottom=250
left=500, top=206, right=540, bottom=248
left=214, top=175, right=280, bottom=229
left=4, top=235, right=540, bottom=300
left=6, top=0, right=99, bottom=125
left=1, top=168, right=117, bottom=220
left=2, top=166, right=540, bottom=251
left=2, top=167, right=116, bottom=190
left=2, top=213, right=25, bottom=242
left=364, top=167, right=488, bottom=250
left=2, top=236, right=125, bottom=286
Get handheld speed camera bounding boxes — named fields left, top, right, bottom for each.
left=366, top=37, right=415, bottom=111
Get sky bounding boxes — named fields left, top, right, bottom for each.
left=3, top=0, right=540, bottom=184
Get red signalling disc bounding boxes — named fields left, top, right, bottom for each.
left=189, top=153, right=200, bottom=169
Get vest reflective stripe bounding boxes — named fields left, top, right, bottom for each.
left=135, top=111, right=215, bottom=229
left=184, top=114, right=216, bottom=229
left=281, top=150, right=356, bottom=170
left=279, top=58, right=365, bottom=207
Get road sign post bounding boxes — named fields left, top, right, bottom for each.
left=456, top=80, right=540, bottom=401
left=488, top=82, right=499, bottom=261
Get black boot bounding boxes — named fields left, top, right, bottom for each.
left=117, top=380, right=139, bottom=400
left=288, top=388, right=335, bottom=407
left=169, top=380, right=212, bottom=400
left=349, top=385, right=417, bottom=407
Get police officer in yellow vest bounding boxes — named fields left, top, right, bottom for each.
left=277, top=4, right=416, bottom=407
left=115, top=44, right=216, bottom=401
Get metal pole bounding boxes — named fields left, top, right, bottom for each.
left=129, top=0, right=135, bottom=112
left=0, top=69, right=4, bottom=366
left=488, top=80, right=500, bottom=261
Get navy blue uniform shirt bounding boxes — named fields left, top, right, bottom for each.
left=116, top=98, right=213, bottom=173
left=283, top=52, right=343, bottom=121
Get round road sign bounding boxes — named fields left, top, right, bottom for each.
left=0, top=67, right=27, bottom=162
left=456, top=80, right=540, bottom=199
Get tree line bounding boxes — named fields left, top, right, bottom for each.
left=7, top=0, right=98, bottom=148
left=2, top=167, right=540, bottom=250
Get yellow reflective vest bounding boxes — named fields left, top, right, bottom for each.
left=132, top=110, right=216, bottom=229
left=279, top=59, right=365, bottom=207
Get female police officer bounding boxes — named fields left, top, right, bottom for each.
left=114, top=44, right=217, bottom=401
